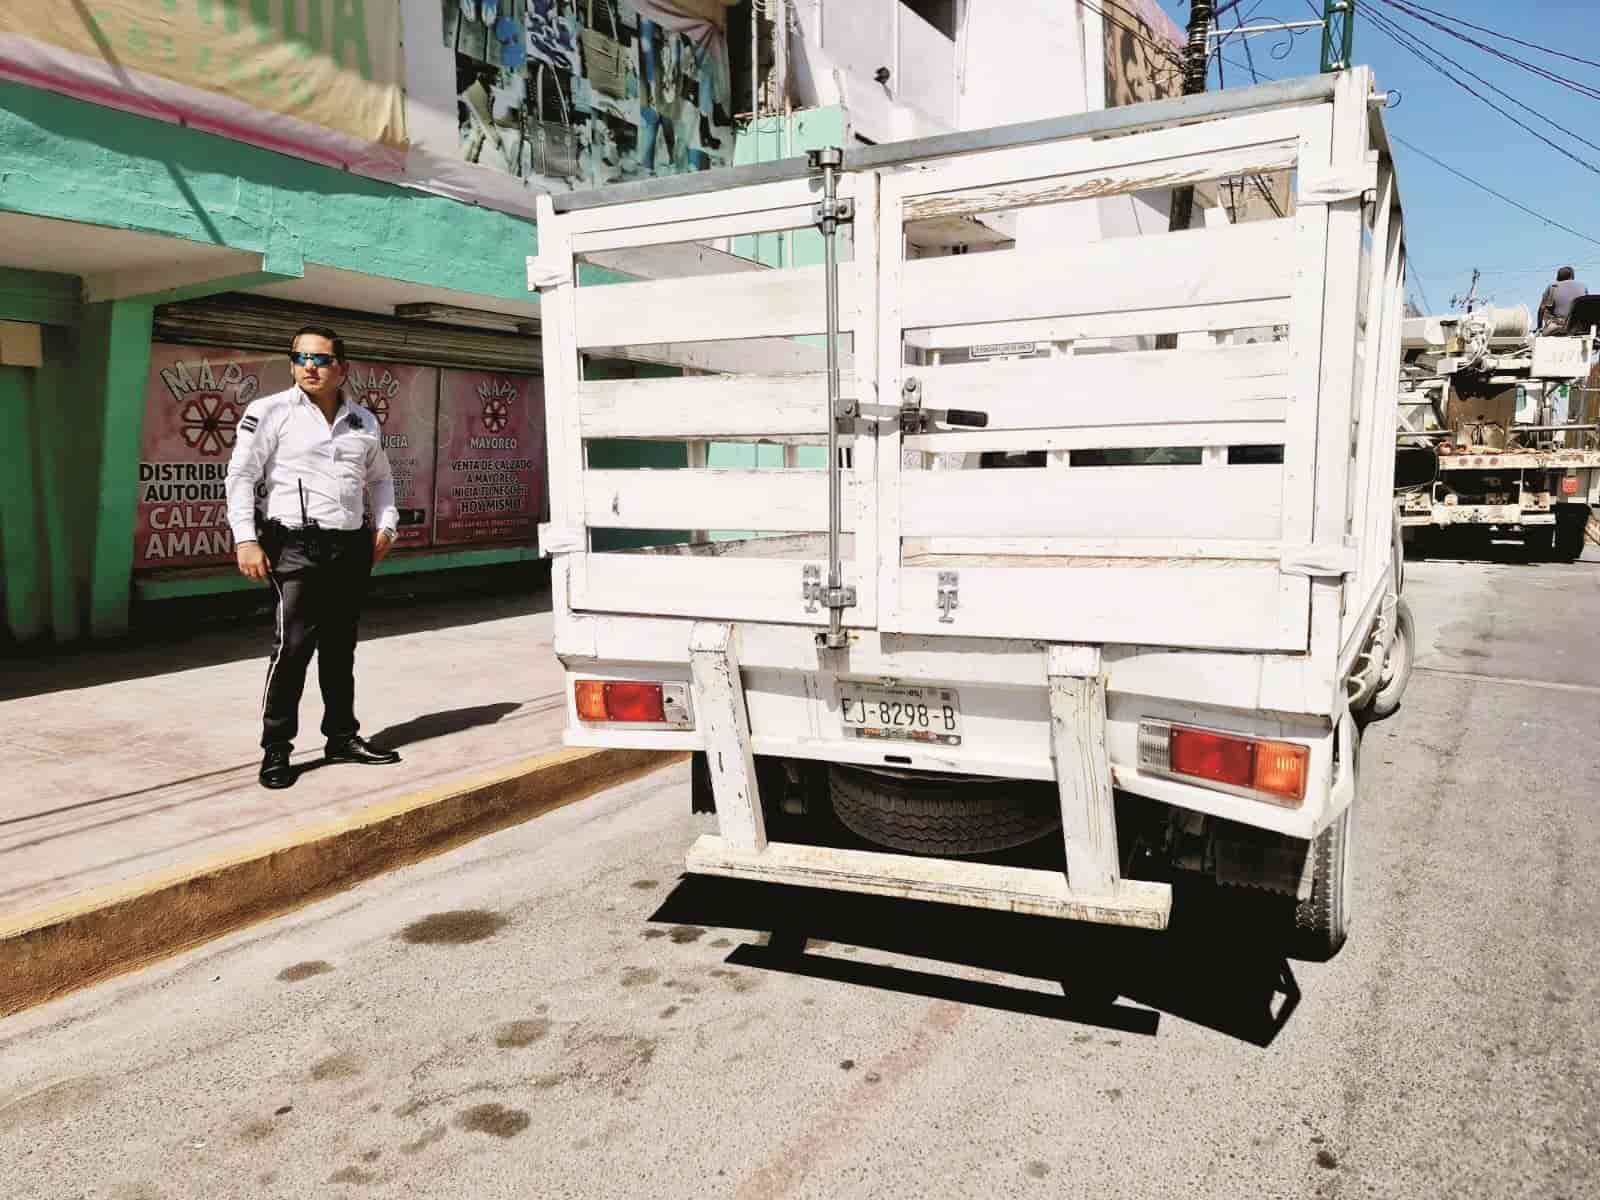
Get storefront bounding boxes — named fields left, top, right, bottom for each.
left=133, top=294, right=548, bottom=601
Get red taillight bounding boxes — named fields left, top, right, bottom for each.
left=1562, top=476, right=1580, bottom=496
left=604, top=682, right=666, bottom=723
left=1170, top=726, right=1254, bottom=788
left=574, top=680, right=678, bottom=724
left=1157, top=724, right=1309, bottom=805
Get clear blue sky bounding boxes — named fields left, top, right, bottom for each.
left=1157, top=0, right=1599, bottom=314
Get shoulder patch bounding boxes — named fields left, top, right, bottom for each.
left=240, top=415, right=259, bottom=433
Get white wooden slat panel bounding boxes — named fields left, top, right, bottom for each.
left=896, top=104, right=1314, bottom=202
left=1277, top=105, right=1335, bottom=554
left=904, top=139, right=1300, bottom=222
left=889, top=566, right=1309, bottom=652
left=899, top=465, right=1284, bottom=540
left=905, top=301, right=1290, bottom=347
left=903, top=536, right=1281, bottom=561
left=583, top=469, right=856, bottom=532
left=576, top=264, right=853, bottom=348
left=573, top=204, right=818, bottom=255
left=578, top=372, right=850, bottom=438
left=576, top=554, right=866, bottom=626
left=902, top=421, right=1287, bottom=454
left=901, top=220, right=1294, bottom=331
left=557, top=173, right=847, bottom=237
left=909, top=342, right=1290, bottom=430
left=847, top=170, right=883, bottom=626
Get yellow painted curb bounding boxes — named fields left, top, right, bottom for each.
left=0, top=746, right=685, bottom=1019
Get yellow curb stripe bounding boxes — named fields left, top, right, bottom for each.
left=0, top=747, right=685, bottom=1019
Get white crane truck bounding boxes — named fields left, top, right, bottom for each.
left=1396, top=302, right=1599, bottom=560
left=531, top=71, right=1411, bottom=960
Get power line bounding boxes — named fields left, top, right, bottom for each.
left=1373, top=0, right=1600, bottom=103
left=1387, top=132, right=1600, bottom=250
left=1361, top=5, right=1600, bottom=178
left=1370, top=0, right=1600, bottom=73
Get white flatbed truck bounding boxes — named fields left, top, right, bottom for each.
left=531, top=70, right=1412, bottom=960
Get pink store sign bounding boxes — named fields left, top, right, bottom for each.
left=343, top=361, right=439, bottom=549
left=432, top=369, right=546, bottom=546
left=135, top=344, right=291, bottom=570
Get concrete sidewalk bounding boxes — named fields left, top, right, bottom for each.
left=1, top=582, right=572, bottom=922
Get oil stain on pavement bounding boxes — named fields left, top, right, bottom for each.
left=456, top=1103, right=531, bottom=1138
left=494, top=1019, right=551, bottom=1048
left=276, top=960, right=334, bottom=982
left=398, top=910, right=508, bottom=945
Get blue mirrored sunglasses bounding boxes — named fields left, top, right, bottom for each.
left=289, top=351, right=338, bottom=367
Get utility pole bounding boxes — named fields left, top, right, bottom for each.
left=1165, top=0, right=1213, bottom=236
left=1321, top=0, right=1356, bottom=73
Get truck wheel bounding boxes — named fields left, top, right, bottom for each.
left=1554, top=509, right=1587, bottom=562
left=1292, top=734, right=1358, bottom=961
left=1363, top=597, right=1415, bottom=721
left=827, top=765, right=1060, bottom=856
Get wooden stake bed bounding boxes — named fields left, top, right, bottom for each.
left=533, top=71, right=1408, bottom=918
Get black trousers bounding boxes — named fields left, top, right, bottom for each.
left=259, top=522, right=374, bottom=749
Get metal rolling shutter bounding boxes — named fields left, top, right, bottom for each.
left=153, top=293, right=542, bottom=373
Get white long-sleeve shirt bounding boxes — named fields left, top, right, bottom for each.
left=226, top=385, right=398, bottom=544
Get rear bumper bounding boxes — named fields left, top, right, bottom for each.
left=685, top=835, right=1173, bottom=929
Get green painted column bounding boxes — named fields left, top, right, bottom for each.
left=83, top=300, right=155, bottom=639
left=35, top=326, right=84, bottom=641
left=0, top=365, right=46, bottom=642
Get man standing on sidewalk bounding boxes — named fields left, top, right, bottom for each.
left=226, top=326, right=403, bottom=789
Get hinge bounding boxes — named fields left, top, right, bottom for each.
left=937, top=571, right=960, bottom=623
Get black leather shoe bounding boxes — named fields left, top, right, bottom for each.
left=325, top=735, right=401, bottom=765
left=259, top=744, right=296, bottom=789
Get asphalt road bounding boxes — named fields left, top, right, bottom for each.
left=3, top=549, right=1597, bottom=1200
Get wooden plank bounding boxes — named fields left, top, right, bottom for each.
left=902, top=536, right=1281, bottom=561
left=904, top=300, right=1290, bottom=346
left=895, top=104, right=1313, bottom=204
left=576, top=264, right=853, bottom=348
left=582, top=469, right=853, bottom=532
left=1047, top=646, right=1120, bottom=897
left=887, top=564, right=1309, bottom=652
left=585, top=337, right=834, bottom=375
left=875, top=174, right=910, bottom=644
left=908, top=342, right=1290, bottom=430
left=557, top=173, right=847, bottom=237
left=902, top=423, right=1287, bottom=454
left=900, top=219, right=1294, bottom=331
left=898, top=465, right=1284, bottom=540
left=688, top=623, right=767, bottom=854
left=904, top=138, right=1300, bottom=222
left=1276, top=106, right=1335, bottom=557
left=573, top=204, right=818, bottom=255
left=685, top=835, right=1171, bottom=928
left=848, top=170, right=883, bottom=627
left=575, top=554, right=866, bottom=626
left=579, top=372, right=846, bottom=438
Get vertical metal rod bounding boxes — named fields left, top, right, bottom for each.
left=821, top=154, right=845, bottom=649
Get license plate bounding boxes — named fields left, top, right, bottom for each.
left=837, top=685, right=962, bottom=746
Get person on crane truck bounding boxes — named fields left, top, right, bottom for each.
left=1537, top=266, right=1588, bottom=332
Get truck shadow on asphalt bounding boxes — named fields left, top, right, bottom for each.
left=647, top=874, right=1301, bottom=1048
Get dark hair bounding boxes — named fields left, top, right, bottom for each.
left=291, top=324, right=347, bottom=363
left=1558, top=266, right=1576, bottom=282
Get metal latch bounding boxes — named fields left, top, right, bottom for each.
left=804, top=564, right=855, bottom=615
left=900, top=376, right=990, bottom=436
left=937, top=571, right=959, bottom=623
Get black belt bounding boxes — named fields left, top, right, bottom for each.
left=259, top=516, right=367, bottom=545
